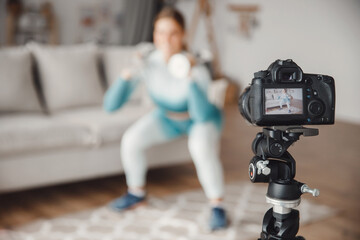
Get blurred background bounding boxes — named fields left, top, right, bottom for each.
left=0, top=0, right=359, bottom=239
left=1, top=0, right=359, bottom=123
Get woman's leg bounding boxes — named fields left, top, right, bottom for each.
left=279, top=100, right=284, bottom=109
left=188, top=122, right=227, bottom=230
left=188, top=122, right=224, bottom=200
left=121, top=112, right=170, bottom=189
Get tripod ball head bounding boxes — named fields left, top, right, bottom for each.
left=252, top=132, right=285, bottom=158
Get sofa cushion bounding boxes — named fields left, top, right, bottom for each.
left=0, top=47, right=42, bottom=113
left=27, top=43, right=104, bottom=112
left=0, top=114, right=94, bottom=157
left=54, top=104, right=153, bottom=145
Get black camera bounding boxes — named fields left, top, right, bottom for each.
left=239, top=59, right=335, bottom=126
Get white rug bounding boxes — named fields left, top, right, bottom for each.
left=0, top=182, right=335, bottom=240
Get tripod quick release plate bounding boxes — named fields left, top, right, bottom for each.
left=272, top=126, right=319, bottom=137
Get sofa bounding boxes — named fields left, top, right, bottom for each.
left=0, top=43, right=228, bottom=193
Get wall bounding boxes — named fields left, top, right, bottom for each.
left=15, top=0, right=124, bottom=44
left=177, top=0, right=360, bottom=124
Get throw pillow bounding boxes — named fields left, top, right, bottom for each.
left=28, top=43, right=104, bottom=112
left=0, top=47, right=42, bottom=113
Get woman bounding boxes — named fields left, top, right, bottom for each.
left=278, top=89, right=292, bottom=113
left=104, top=7, right=227, bottom=230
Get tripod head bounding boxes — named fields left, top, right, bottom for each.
left=249, top=126, right=318, bottom=185
left=248, top=126, right=320, bottom=240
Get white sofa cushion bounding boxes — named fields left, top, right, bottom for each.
left=54, top=104, right=153, bottom=145
left=28, top=43, right=104, bottom=112
left=0, top=47, right=42, bottom=113
left=0, top=114, right=94, bottom=157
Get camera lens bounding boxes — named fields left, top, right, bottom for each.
left=238, top=87, right=252, bottom=123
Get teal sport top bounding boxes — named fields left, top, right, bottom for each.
left=103, top=50, right=223, bottom=136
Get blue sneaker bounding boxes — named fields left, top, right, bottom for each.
left=209, top=207, right=228, bottom=231
left=108, top=192, right=146, bottom=212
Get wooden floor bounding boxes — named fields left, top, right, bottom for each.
left=0, top=105, right=359, bottom=239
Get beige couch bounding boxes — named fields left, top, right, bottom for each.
left=0, top=43, right=228, bottom=193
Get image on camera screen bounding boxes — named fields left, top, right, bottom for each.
left=264, top=88, right=303, bottom=115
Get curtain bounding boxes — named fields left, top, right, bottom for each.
left=120, top=0, right=163, bottom=45
left=0, top=0, right=6, bottom=46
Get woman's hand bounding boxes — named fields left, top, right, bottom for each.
left=185, top=53, right=196, bottom=68
left=121, top=49, right=148, bottom=81
left=120, top=68, right=133, bottom=81
left=185, top=53, right=196, bottom=79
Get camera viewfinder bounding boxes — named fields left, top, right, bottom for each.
left=278, top=68, right=301, bottom=82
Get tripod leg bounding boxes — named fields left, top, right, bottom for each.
left=260, top=208, right=300, bottom=240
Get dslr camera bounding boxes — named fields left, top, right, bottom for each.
left=239, top=59, right=335, bottom=126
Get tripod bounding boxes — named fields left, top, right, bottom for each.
left=248, top=126, right=320, bottom=240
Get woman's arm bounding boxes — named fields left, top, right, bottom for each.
left=103, top=77, right=139, bottom=112
left=188, top=65, right=220, bottom=122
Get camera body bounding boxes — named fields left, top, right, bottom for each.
left=239, top=59, right=335, bottom=126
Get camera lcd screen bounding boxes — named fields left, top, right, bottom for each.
left=264, top=88, right=303, bottom=115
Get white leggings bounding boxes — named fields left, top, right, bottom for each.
left=280, top=100, right=290, bottom=109
left=120, top=112, right=224, bottom=199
